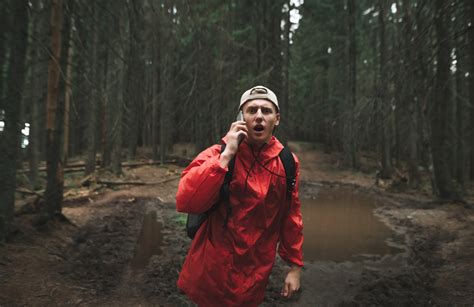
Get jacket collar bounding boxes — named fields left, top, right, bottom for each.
left=221, top=135, right=283, bottom=162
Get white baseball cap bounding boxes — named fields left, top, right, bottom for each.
left=239, top=85, right=279, bottom=112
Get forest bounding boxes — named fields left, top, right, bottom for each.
left=1, top=0, right=473, bottom=305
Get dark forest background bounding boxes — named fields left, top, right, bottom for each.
left=1, top=0, right=473, bottom=240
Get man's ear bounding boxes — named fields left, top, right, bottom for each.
left=275, top=113, right=280, bottom=126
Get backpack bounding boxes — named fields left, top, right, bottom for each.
left=185, top=143, right=296, bottom=239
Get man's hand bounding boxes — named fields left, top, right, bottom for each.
left=219, top=120, right=247, bottom=168
left=280, top=265, right=301, bottom=299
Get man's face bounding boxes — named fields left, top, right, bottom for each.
left=241, top=99, right=280, bottom=146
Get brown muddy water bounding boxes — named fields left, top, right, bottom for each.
left=130, top=187, right=401, bottom=268
left=301, top=187, right=402, bottom=262
left=130, top=211, right=163, bottom=269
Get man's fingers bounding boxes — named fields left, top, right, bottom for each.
left=230, top=122, right=247, bottom=133
left=281, top=282, right=299, bottom=298
left=237, top=130, right=247, bottom=139
left=235, top=123, right=247, bottom=131
left=231, top=121, right=246, bottom=128
left=280, top=282, right=289, bottom=297
left=281, top=283, right=300, bottom=298
left=287, top=285, right=294, bottom=298
left=281, top=267, right=301, bottom=299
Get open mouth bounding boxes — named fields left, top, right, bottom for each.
left=254, top=125, right=264, bottom=132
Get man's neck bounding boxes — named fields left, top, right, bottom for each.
left=245, top=136, right=273, bottom=148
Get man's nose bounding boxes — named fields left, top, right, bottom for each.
left=255, top=109, right=263, bottom=119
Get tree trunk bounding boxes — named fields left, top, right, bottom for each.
left=160, top=53, right=168, bottom=165
left=347, top=0, right=358, bottom=168
left=63, top=12, right=74, bottom=165
left=28, top=1, right=44, bottom=190
left=101, top=41, right=111, bottom=169
left=378, top=0, right=393, bottom=179
left=126, top=0, right=145, bottom=160
left=111, top=3, right=127, bottom=175
left=152, top=36, right=160, bottom=161
left=44, top=0, right=64, bottom=218
left=159, top=2, right=173, bottom=165
left=401, top=0, right=421, bottom=188
left=453, top=67, right=466, bottom=188
left=85, top=2, right=99, bottom=175
left=0, top=2, right=6, bottom=101
left=111, top=62, right=124, bottom=175
left=469, top=0, right=474, bottom=180
left=151, top=85, right=158, bottom=160
left=371, top=24, right=379, bottom=154
left=278, top=0, right=291, bottom=145
left=101, top=48, right=113, bottom=168
left=0, top=0, right=29, bottom=240
left=431, top=0, right=457, bottom=199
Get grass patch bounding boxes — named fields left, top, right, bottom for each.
left=172, top=213, right=188, bottom=226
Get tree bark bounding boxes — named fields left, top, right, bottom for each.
left=63, top=12, right=74, bottom=165
left=0, top=1, right=6, bottom=103
left=152, top=34, right=160, bottom=161
left=126, top=0, right=146, bottom=160
left=111, top=2, right=127, bottom=175
left=85, top=2, right=99, bottom=175
left=401, top=0, right=421, bottom=188
left=44, top=0, right=64, bottom=218
left=469, top=0, right=474, bottom=180
left=279, top=0, right=291, bottom=145
left=160, top=53, right=168, bottom=165
left=0, top=2, right=6, bottom=101
left=28, top=1, right=44, bottom=190
left=347, top=0, right=358, bottom=169
left=453, top=66, right=466, bottom=188
left=378, top=0, right=393, bottom=179
left=159, top=1, right=173, bottom=165
left=0, top=0, right=29, bottom=240
left=431, top=0, right=457, bottom=199
left=97, top=7, right=112, bottom=169
left=101, top=32, right=112, bottom=169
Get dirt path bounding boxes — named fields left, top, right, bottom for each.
left=1, top=144, right=473, bottom=306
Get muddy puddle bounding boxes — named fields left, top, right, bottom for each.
left=130, top=211, right=164, bottom=270
left=301, top=187, right=403, bottom=262
left=264, top=186, right=414, bottom=306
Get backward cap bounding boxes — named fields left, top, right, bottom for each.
left=239, top=85, right=279, bottom=112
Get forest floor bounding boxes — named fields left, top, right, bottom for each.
left=1, top=142, right=474, bottom=306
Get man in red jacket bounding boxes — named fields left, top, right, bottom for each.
left=176, top=85, right=304, bottom=306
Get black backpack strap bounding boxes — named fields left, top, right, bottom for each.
left=219, top=143, right=235, bottom=228
left=185, top=144, right=235, bottom=239
left=219, top=143, right=235, bottom=198
left=279, top=146, right=296, bottom=197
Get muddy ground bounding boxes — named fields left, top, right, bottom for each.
left=1, top=143, right=473, bottom=306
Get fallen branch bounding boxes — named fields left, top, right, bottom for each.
left=16, top=188, right=44, bottom=198
left=97, top=175, right=180, bottom=186
left=18, top=160, right=178, bottom=174
left=96, top=180, right=147, bottom=186
left=147, top=176, right=181, bottom=185
left=123, top=160, right=177, bottom=167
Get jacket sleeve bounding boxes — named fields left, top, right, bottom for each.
left=278, top=153, right=304, bottom=267
left=176, top=144, right=228, bottom=214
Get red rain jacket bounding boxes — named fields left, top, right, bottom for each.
left=176, top=136, right=303, bottom=306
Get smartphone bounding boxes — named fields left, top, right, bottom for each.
left=236, top=111, right=244, bottom=143
left=236, top=110, right=244, bottom=122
